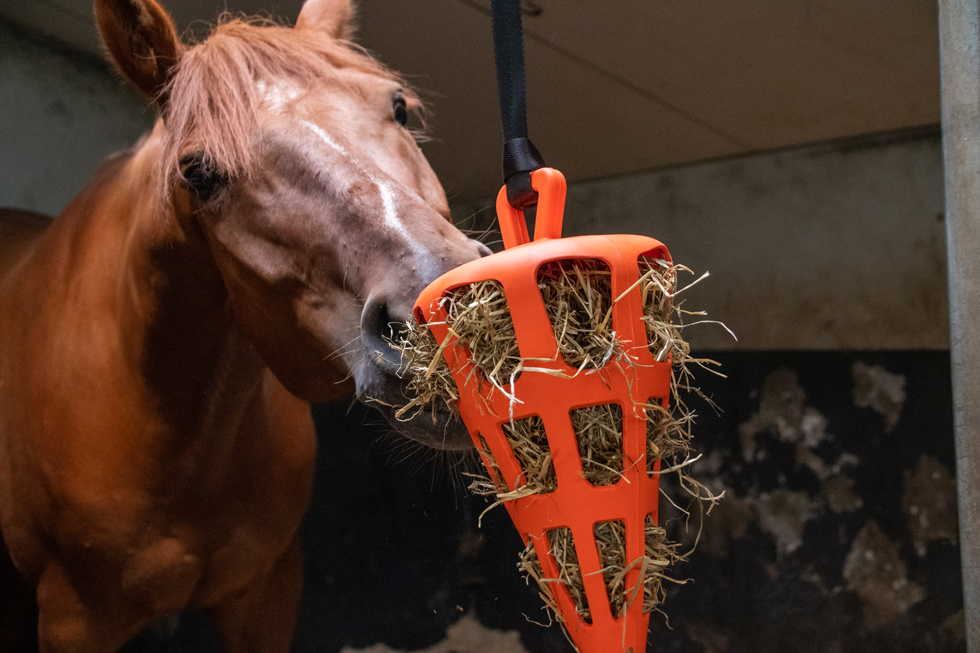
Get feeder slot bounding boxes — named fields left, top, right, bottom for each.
left=537, top=258, right=616, bottom=371
left=443, top=280, right=522, bottom=386
left=477, top=433, right=509, bottom=494
left=570, top=403, right=625, bottom=486
left=593, top=520, right=629, bottom=618
left=546, top=526, right=592, bottom=623
left=503, top=415, right=557, bottom=493
left=645, top=397, right=669, bottom=475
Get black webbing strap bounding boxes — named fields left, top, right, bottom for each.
left=490, top=0, right=546, bottom=210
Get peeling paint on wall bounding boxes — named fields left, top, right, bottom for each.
left=642, top=354, right=961, bottom=651
left=822, top=475, right=863, bottom=514
left=755, top=489, right=813, bottom=556
left=852, top=361, right=907, bottom=432
left=903, top=455, right=958, bottom=556
left=843, top=520, right=925, bottom=630
left=738, top=367, right=810, bottom=460
left=339, top=615, right=529, bottom=653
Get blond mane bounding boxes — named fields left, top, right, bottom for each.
left=161, top=18, right=413, bottom=187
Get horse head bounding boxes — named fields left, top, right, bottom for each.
left=96, top=0, right=488, bottom=449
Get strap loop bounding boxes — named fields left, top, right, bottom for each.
left=491, top=0, right=546, bottom=210
left=502, top=137, right=546, bottom=210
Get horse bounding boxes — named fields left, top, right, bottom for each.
left=0, top=0, right=489, bottom=650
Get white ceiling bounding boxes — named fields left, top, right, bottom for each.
left=1, top=0, right=941, bottom=202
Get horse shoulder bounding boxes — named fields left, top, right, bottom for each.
left=184, top=369, right=315, bottom=606
left=262, top=368, right=318, bottom=476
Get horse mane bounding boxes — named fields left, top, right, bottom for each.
left=161, top=17, right=414, bottom=188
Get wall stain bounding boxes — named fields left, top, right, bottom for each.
left=822, top=475, right=863, bottom=514
left=339, top=615, right=528, bottom=653
left=755, top=489, right=813, bottom=557
left=903, top=455, right=958, bottom=557
left=852, top=361, right=906, bottom=432
left=842, top=520, right=925, bottom=630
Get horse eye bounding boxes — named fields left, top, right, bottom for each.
left=179, top=154, right=223, bottom=201
left=393, top=97, right=408, bottom=127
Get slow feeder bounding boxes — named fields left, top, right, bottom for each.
left=414, top=167, right=673, bottom=653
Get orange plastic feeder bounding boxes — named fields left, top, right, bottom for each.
left=414, top=167, right=673, bottom=653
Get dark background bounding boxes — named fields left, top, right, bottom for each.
left=115, top=350, right=964, bottom=653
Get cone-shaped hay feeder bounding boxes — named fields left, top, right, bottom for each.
left=414, top=167, right=674, bottom=653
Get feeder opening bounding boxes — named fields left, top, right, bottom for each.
left=547, top=526, right=592, bottom=623
left=476, top=433, right=509, bottom=494
left=594, top=520, right=629, bottom=617
left=444, top=279, right=522, bottom=386
left=537, top=258, right=618, bottom=371
left=571, top=403, right=625, bottom=486
left=503, top=416, right=557, bottom=493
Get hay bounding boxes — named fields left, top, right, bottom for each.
left=388, top=255, right=725, bottom=627
left=538, top=259, right=620, bottom=371
left=504, top=416, right=558, bottom=493
left=571, top=403, right=624, bottom=486
left=393, top=280, right=519, bottom=422
left=518, top=516, right=681, bottom=622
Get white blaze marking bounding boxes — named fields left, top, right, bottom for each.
left=257, top=80, right=301, bottom=114
left=300, top=120, right=350, bottom=158
left=300, top=120, right=440, bottom=280
left=377, top=181, right=440, bottom=279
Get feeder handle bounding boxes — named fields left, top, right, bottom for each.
left=491, top=0, right=546, bottom=210
left=497, top=167, right=566, bottom=249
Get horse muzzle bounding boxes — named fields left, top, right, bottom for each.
left=356, top=277, right=480, bottom=452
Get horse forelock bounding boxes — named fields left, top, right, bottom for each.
left=159, top=17, right=416, bottom=198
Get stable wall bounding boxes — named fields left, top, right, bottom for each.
left=452, top=128, right=947, bottom=351
left=0, top=19, right=154, bottom=216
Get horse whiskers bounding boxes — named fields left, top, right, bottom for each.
left=345, top=396, right=361, bottom=416
left=338, top=356, right=369, bottom=386
left=456, top=215, right=500, bottom=244
left=381, top=431, right=431, bottom=468
left=324, top=334, right=362, bottom=362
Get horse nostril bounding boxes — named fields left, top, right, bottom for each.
left=475, top=241, right=493, bottom=258
left=361, top=297, right=409, bottom=376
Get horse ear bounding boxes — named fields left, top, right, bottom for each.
left=295, top=0, right=355, bottom=40
left=94, top=0, right=183, bottom=107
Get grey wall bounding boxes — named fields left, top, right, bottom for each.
left=453, top=129, right=947, bottom=351
left=0, top=19, right=154, bottom=216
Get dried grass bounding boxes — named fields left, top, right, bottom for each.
left=518, top=516, right=681, bottom=622
left=538, top=259, right=621, bottom=372
left=504, top=416, right=557, bottom=493
left=572, top=403, right=624, bottom=486
left=393, top=280, right=518, bottom=423
left=388, top=256, right=726, bottom=626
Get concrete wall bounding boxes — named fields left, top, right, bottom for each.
left=453, top=129, right=947, bottom=351
left=0, top=19, right=154, bottom=216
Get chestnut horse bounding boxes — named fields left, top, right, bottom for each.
left=0, top=0, right=487, bottom=651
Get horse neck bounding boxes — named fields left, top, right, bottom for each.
left=55, top=123, right=266, bottom=441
